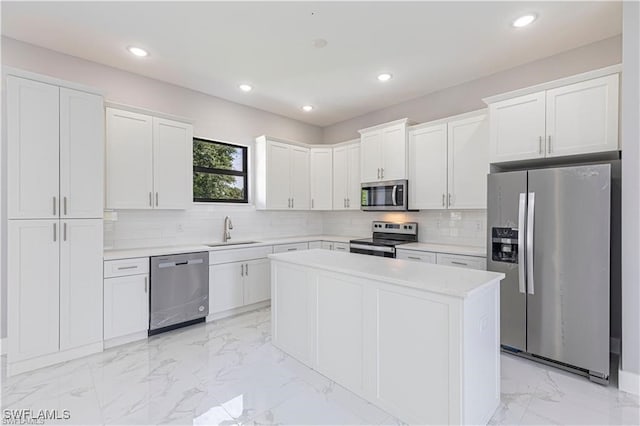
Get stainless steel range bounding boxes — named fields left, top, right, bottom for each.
left=350, top=221, right=418, bottom=258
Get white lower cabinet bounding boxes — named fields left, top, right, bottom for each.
left=210, top=262, right=245, bottom=313
left=104, top=273, right=149, bottom=340
left=8, top=220, right=60, bottom=362
left=436, top=253, right=486, bottom=270
left=244, top=258, right=271, bottom=305
left=209, top=247, right=273, bottom=316
left=60, top=220, right=103, bottom=350
left=398, top=249, right=486, bottom=270
left=321, top=241, right=349, bottom=252
left=8, top=219, right=103, bottom=373
left=272, top=242, right=309, bottom=253
left=396, top=249, right=436, bottom=263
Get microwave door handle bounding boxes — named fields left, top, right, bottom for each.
left=392, top=185, right=397, bottom=206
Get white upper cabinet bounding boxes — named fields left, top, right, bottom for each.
left=487, top=72, right=620, bottom=163
left=7, top=76, right=60, bottom=219
left=7, top=76, right=104, bottom=220
left=359, top=119, right=410, bottom=182
left=8, top=220, right=60, bottom=362
left=106, top=107, right=192, bottom=210
left=290, top=146, right=310, bottom=210
left=408, top=123, right=447, bottom=210
left=408, top=112, right=489, bottom=210
left=447, top=114, right=489, bottom=209
left=60, top=88, right=104, bottom=218
left=489, top=92, right=546, bottom=163
left=106, top=108, right=153, bottom=209
left=310, top=148, right=333, bottom=210
left=255, top=137, right=310, bottom=210
left=545, top=74, right=619, bottom=157
left=332, top=141, right=361, bottom=210
left=59, top=219, right=103, bottom=351
left=153, top=118, right=193, bottom=209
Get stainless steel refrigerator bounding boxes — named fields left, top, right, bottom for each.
left=487, top=164, right=611, bottom=382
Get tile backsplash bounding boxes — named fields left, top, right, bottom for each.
left=104, top=204, right=323, bottom=250
left=105, top=205, right=486, bottom=250
left=322, top=210, right=487, bottom=247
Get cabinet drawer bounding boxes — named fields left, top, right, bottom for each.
left=209, top=246, right=273, bottom=265
left=333, top=242, right=349, bottom=252
left=436, top=253, right=486, bottom=270
left=104, top=257, right=149, bottom=278
left=396, top=249, right=436, bottom=263
left=273, top=242, right=309, bottom=253
left=308, top=241, right=322, bottom=249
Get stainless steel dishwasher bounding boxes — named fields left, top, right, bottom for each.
left=149, top=251, right=209, bottom=335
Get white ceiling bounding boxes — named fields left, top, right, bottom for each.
left=2, top=1, right=622, bottom=127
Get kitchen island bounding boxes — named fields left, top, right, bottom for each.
left=269, top=249, right=505, bottom=425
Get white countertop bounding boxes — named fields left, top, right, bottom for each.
left=398, top=242, right=487, bottom=257
left=103, top=235, right=357, bottom=260
left=269, top=249, right=504, bottom=299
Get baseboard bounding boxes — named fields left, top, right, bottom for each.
left=618, top=368, right=640, bottom=396
left=104, top=331, right=148, bottom=349
left=7, top=341, right=103, bottom=377
left=610, top=337, right=621, bottom=355
left=206, top=300, right=271, bottom=322
left=1, top=337, right=6, bottom=356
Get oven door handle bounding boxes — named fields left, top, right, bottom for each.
left=392, top=185, right=398, bottom=206
left=350, top=243, right=395, bottom=253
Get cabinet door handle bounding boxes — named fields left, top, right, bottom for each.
left=292, top=198, right=294, bottom=209
left=63, top=222, right=67, bottom=242
left=347, top=198, right=350, bottom=208
left=311, top=199, right=314, bottom=209
left=53, top=196, right=57, bottom=216
left=117, top=265, right=138, bottom=270
left=245, top=263, right=249, bottom=276
left=241, top=263, right=244, bottom=277
left=155, top=192, right=159, bottom=207
left=539, top=136, right=543, bottom=154
left=149, top=192, right=153, bottom=207
left=53, top=223, right=57, bottom=242
left=381, top=168, right=384, bottom=179
left=287, top=248, right=297, bottom=251
left=548, top=135, right=552, bottom=154
left=377, top=168, right=380, bottom=179
left=144, top=276, right=148, bottom=293
left=451, top=261, right=468, bottom=266
left=63, top=197, right=68, bottom=216
left=408, top=256, right=421, bottom=260
left=448, top=193, right=452, bottom=207
left=442, top=193, right=445, bottom=207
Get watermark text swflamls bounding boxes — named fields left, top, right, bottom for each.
left=3, top=409, right=71, bottom=424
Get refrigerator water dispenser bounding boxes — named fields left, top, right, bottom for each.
left=491, top=227, right=518, bottom=263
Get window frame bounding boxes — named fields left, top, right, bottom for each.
left=192, top=137, right=249, bottom=203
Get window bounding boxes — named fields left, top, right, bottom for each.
left=193, top=138, right=248, bottom=203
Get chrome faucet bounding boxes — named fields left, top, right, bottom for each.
left=223, top=216, right=233, bottom=242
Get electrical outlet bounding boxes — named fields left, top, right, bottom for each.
left=176, top=224, right=184, bottom=233
left=476, top=221, right=482, bottom=231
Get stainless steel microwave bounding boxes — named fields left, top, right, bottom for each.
left=360, top=179, right=408, bottom=211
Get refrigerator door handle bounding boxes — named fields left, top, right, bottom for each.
left=527, top=192, right=535, bottom=295
left=518, top=193, right=526, bottom=294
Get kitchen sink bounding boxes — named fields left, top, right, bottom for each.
left=206, top=241, right=260, bottom=247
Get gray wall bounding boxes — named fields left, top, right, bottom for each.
left=621, top=1, right=640, bottom=377
left=322, top=35, right=622, bottom=143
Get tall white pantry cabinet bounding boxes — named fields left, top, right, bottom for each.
left=6, top=72, right=104, bottom=375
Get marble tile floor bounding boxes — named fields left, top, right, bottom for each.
left=1, top=307, right=638, bottom=425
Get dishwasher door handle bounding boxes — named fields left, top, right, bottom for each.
left=158, top=258, right=205, bottom=268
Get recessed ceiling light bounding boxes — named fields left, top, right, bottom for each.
left=512, top=14, right=537, bottom=28
left=127, top=46, right=148, bottom=57
left=377, top=73, right=393, bottom=82
left=302, top=105, right=314, bottom=112
left=239, top=84, right=253, bottom=92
